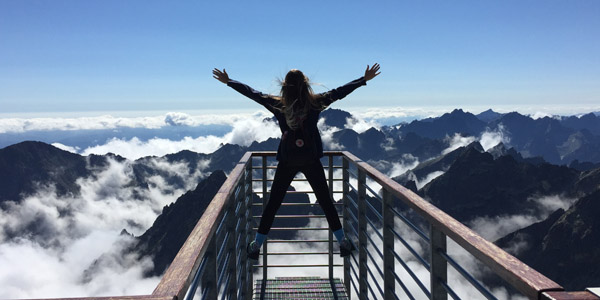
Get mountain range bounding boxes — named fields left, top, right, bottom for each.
left=1, top=108, right=599, bottom=292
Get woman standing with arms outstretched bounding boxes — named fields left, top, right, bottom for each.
left=213, top=64, right=381, bottom=260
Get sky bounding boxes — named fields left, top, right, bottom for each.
left=1, top=1, right=600, bottom=116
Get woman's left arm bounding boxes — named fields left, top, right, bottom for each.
left=319, top=63, right=381, bottom=106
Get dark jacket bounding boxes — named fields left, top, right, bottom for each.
left=227, top=77, right=366, bottom=162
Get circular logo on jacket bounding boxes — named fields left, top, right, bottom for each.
left=295, top=139, right=305, bottom=147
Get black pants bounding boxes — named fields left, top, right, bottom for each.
left=257, top=159, right=343, bottom=235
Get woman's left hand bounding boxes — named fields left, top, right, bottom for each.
left=364, top=63, right=381, bottom=81
left=213, top=68, right=229, bottom=84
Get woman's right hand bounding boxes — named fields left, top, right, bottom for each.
left=364, top=63, right=381, bottom=81
left=213, top=68, right=229, bottom=84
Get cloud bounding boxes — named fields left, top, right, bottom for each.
left=442, top=134, right=477, bottom=155
left=529, top=111, right=553, bottom=120
left=0, top=111, right=270, bottom=134
left=0, top=156, right=211, bottom=298
left=0, top=115, right=165, bottom=134
left=81, top=136, right=224, bottom=160
left=347, top=106, right=455, bottom=126
left=222, top=115, right=280, bottom=146
left=164, top=112, right=197, bottom=126
left=440, top=126, right=510, bottom=156
left=480, top=125, right=510, bottom=151
left=318, top=118, right=344, bottom=150
left=468, top=215, right=541, bottom=242
left=468, top=194, right=576, bottom=242
left=408, top=170, right=445, bottom=190
left=532, top=194, right=576, bottom=214
left=76, top=114, right=280, bottom=160
left=381, top=137, right=396, bottom=152
left=344, top=117, right=380, bottom=134
left=386, top=154, right=419, bottom=178
left=0, top=234, right=159, bottom=299
left=51, top=142, right=81, bottom=153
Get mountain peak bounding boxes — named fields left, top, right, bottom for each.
left=320, top=108, right=354, bottom=128
left=476, top=109, right=504, bottom=123
left=400, top=109, right=486, bottom=139
left=465, top=141, right=485, bottom=152
left=0, top=141, right=89, bottom=201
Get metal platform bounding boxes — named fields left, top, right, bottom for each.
left=253, top=277, right=349, bottom=300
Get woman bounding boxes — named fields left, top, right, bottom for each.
left=212, top=64, right=380, bottom=260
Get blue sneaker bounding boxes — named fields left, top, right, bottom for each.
left=247, top=241, right=260, bottom=261
left=339, top=238, right=355, bottom=257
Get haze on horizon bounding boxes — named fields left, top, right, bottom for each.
left=1, top=1, right=599, bottom=115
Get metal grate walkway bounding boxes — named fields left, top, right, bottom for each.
left=253, top=277, right=349, bottom=300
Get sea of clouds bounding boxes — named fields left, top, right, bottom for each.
left=0, top=155, right=211, bottom=298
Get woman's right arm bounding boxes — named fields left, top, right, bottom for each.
left=213, top=68, right=278, bottom=112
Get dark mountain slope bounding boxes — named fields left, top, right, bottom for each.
left=561, top=113, right=600, bottom=136
left=496, top=189, right=600, bottom=290
left=492, top=113, right=573, bottom=164
left=571, top=167, right=600, bottom=198
left=393, top=142, right=482, bottom=186
left=0, top=141, right=90, bottom=202
left=420, top=144, right=580, bottom=224
left=557, top=129, right=600, bottom=164
left=331, top=128, right=390, bottom=160
left=133, top=170, right=227, bottom=276
left=390, top=132, right=446, bottom=161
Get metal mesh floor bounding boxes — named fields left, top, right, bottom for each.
left=253, top=277, right=349, bottom=300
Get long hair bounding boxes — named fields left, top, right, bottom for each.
left=277, top=69, right=323, bottom=130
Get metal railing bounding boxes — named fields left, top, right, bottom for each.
left=9, top=151, right=599, bottom=300
left=250, top=152, right=344, bottom=281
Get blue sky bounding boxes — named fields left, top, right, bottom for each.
left=1, top=1, right=599, bottom=115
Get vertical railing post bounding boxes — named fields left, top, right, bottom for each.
left=245, top=160, right=253, bottom=300
left=261, top=156, right=268, bottom=282
left=328, top=155, right=334, bottom=281
left=357, top=168, right=368, bottom=299
left=342, top=157, right=351, bottom=298
left=382, top=189, right=395, bottom=300
left=430, top=226, right=448, bottom=300
left=236, top=176, right=247, bottom=300
left=226, top=193, right=238, bottom=300
left=201, top=237, right=218, bottom=300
